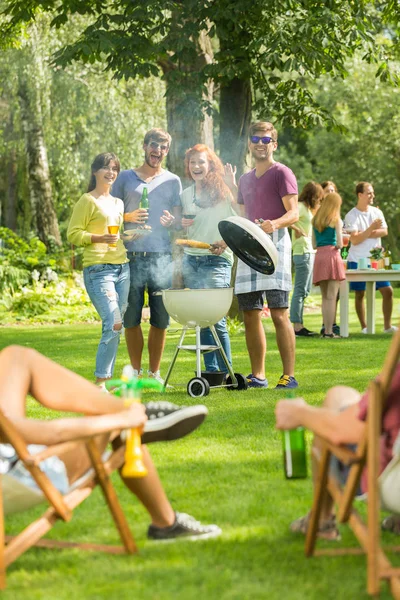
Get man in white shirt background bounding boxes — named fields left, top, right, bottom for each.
left=345, top=181, right=397, bottom=334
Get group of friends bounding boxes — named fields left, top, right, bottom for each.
left=291, top=180, right=398, bottom=340
left=2, top=121, right=399, bottom=550
left=67, top=121, right=301, bottom=391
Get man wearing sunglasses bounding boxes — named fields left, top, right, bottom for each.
left=226, top=121, right=299, bottom=390
left=112, top=128, right=182, bottom=385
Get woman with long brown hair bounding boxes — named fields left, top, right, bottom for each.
left=181, top=144, right=236, bottom=373
left=67, top=152, right=130, bottom=386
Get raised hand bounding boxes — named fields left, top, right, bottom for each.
left=223, top=163, right=237, bottom=189
left=160, top=210, right=175, bottom=227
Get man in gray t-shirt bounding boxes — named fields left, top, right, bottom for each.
left=112, top=128, right=182, bottom=383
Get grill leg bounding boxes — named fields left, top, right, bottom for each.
left=195, top=326, right=202, bottom=377
left=163, top=327, right=187, bottom=388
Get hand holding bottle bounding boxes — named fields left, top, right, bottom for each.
left=124, top=208, right=148, bottom=224
left=276, top=394, right=307, bottom=480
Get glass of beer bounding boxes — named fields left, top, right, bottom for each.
left=107, top=216, right=120, bottom=251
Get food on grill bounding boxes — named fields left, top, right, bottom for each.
left=175, top=239, right=211, bottom=250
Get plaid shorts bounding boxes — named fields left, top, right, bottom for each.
left=237, top=289, right=289, bottom=311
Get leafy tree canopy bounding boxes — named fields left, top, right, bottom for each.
left=2, top=0, right=399, bottom=128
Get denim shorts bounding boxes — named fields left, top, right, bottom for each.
left=237, top=289, right=289, bottom=311
left=0, top=444, right=69, bottom=495
left=347, top=262, right=390, bottom=291
left=124, top=252, right=172, bottom=329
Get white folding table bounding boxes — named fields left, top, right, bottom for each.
left=339, top=269, right=400, bottom=337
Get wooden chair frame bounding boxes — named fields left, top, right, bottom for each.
left=305, top=326, right=400, bottom=598
left=0, top=412, right=137, bottom=589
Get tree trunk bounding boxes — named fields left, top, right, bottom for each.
left=5, top=148, right=18, bottom=231
left=219, top=77, right=252, bottom=178
left=17, top=26, right=61, bottom=247
left=162, top=30, right=214, bottom=182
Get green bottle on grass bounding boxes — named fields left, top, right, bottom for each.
left=282, top=390, right=307, bottom=479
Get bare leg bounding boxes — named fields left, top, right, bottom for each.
left=270, top=308, right=295, bottom=376
left=0, top=345, right=127, bottom=419
left=311, top=385, right=361, bottom=521
left=125, top=325, right=144, bottom=371
left=243, top=309, right=266, bottom=379
left=0, top=346, right=178, bottom=528
left=320, top=280, right=340, bottom=335
left=355, top=290, right=366, bottom=330
left=380, top=286, right=393, bottom=330
left=148, top=325, right=167, bottom=373
left=117, top=443, right=175, bottom=527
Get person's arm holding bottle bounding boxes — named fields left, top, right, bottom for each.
left=275, top=398, right=365, bottom=446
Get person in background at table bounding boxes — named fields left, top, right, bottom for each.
left=345, top=182, right=397, bottom=335
left=290, top=182, right=323, bottom=337
left=312, top=192, right=346, bottom=338
left=224, top=121, right=299, bottom=390
left=112, top=129, right=182, bottom=384
left=320, top=180, right=340, bottom=335
left=181, top=144, right=237, bottom=374
left=321, top=180, right=338, bottom=197
left=67, top=153, right=130, bottom=388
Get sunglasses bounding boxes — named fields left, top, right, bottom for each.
left=148, top=141, right=169, bottom=151
left=250, top=135, right=275, bottom=144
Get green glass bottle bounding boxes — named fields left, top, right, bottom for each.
left=140, top=187, right=149, bottom=209
left=384, top=248, right=392, bottom=270
left=282, top=390, right=307, bottom=479
left=282, top=427, right=307, bottom=479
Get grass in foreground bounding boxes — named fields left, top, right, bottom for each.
left=0, top=293, right=399, bottom=600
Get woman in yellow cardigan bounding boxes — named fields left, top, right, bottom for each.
left=68, top=153, right=130, bottom=387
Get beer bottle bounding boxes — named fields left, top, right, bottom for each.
left=384, top=248, right=392, bottom=270
left=140, top=187, right=149, bottom=210
left=282, top=391, right=307, bottom=479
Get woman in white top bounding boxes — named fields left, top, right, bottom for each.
left=181, top=144, right=236, bottom=373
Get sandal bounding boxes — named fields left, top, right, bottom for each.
left=381, top=515, right=400, bottom=535
left=290, top=513, right=341, bottom=541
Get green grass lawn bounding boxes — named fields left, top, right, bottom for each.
left=0, top=291, right=399, bottom=599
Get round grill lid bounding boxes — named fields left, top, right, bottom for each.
left=218, top=216, right=278, bottom=275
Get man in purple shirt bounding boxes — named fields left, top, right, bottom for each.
left=226, top=121, right=299, bottom=389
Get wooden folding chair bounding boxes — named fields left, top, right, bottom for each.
left=305, top=325, right=400, bottom=598
left=0, top=411, right=137, bottom=590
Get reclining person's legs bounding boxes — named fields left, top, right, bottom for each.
left=0, top=345, right=221, bottom=540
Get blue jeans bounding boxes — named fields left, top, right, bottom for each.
left=290, top=253, right=314, bottom=324
left=124, top=253, right=172, bottom=329
left=182, top=254, right=232, bottom=372
left=84, top=263, right=130, bottom=379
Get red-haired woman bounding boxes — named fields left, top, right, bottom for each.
left=181, top=144, right=236, bottom=373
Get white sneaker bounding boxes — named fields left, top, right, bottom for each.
left=132, top=368, right=143, bottom=378
left=361, top=328, right=368, bottom=334
left=384, top=325, right=398, bottom=334
left=147, top=370, right=172, bottom=388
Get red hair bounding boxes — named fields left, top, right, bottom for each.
left=184, top=144, right=232, bottom=206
